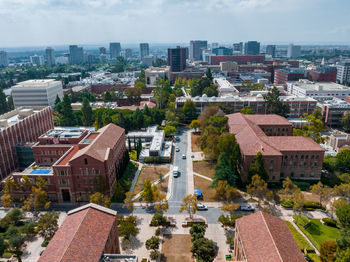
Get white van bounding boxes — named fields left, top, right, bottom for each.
left=173, top=166, right=179, bottom=177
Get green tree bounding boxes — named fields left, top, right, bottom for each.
left=89, top=192, right=111, bottom=208
left=9, top=233, right=25, bottom=262
left=341, top=112, right=350, bottom=133
left=293, top=114, right=325, bottom=143
left=320, top=241, right=338, bottom=262
left=164, top=125, right=177, bottom=137
left=60, top=93, right=75, bottom=126
left=0, top=88, right=9, bottom=114
left=190, top=224, right=206, bottom=242
left=103, top=91, right=112, bottom=102
left=145, top=236, right=160, bottom=253
left=310, top=181, right=333, bottom=206
left=81, top=97, right=93, bottom=126
left=117, top=215, right=139, bottom=245
left=22, top=177, right=51, bottom=214
left=214, top=180, right=240, bottom=202
left=240, top=106, right=255, bottom=114
left=182, top=99, right=197, bottom=122
left=247, top=174, right=273, bottom=205
left=213, top=152, right=238, bottom=187
left=189, top=119, right=200, bottom=132
left=336, top=203, right=350, bottom=250
left=248, top=152, right=269, bottom=182
left=37, top=212, right=59, bottom=241
left=264, top=86, right=290, bottom=117
left=2, top=208, right=24, bottom=226
left=179, top=194, right=198, bottom=219
left=206, top=68, right=213, bottom=81
left=336, top=248, right=350, bottom=261
left=191, top=238, right=216, bottom=262
left=312, top=107, right=322, bottom=120
left=54, top=95, right=62, bottom=113
left=0, top=236, right=8, bottom=257
left=278, top=177, right=300, bottom=201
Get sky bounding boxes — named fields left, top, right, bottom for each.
left=0, top=0, right=350, bottom=47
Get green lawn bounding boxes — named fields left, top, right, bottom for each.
left=286, top=221, right=321, bottom=262
left=295, top=219, right=340, bottom=250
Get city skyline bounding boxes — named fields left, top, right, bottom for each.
left=0, top=0, right=350, bottom=47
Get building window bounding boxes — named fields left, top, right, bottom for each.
left=59, top=170, right=66, bottom=176
left=290, top=172, right=294, bottom=177
left=95, top=169, right=100, bottom=175
left=310, top=172, right=315, bottom=177
left=84, top=178, right=87, bottom=185
left=60, top=179, right=68, bottom=185
left=300, top=173, right=305, bottom=177
left=84, top=158, right=88, bottom=165
left=88, top=169, right=92, bottom=175
left=82, top=169, right=87, bottom=175
left=272, top=176, right=275, bottom=180
left=90, top=179, right=94, bottom=185
left=280, top=172, right=284, bottom=178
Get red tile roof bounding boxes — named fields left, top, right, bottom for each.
left=70, top=124, right=125, bottom=162
left=236, top=212, right=305, bottom=262
left=227, top=113, right=324, bottom=156
left=38, top=204, right=117, bottom=262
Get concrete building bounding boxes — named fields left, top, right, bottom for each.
left=139, top=43, right=149, bottom=60
left=69, top=45, right=84, bottom=64
left=336, top=61, right=350, bottom=85
left=220, top=61, right=238, bottom=72
left=287, top=79, right=350, bottom=100
left=99, top=47, right=107, bottom=55
left=145, top=66, right=170, bottom=88
left=176, top=94, right=317, bottom=118
left=227, top=113, right=324, bottom=182
left=233, top=42, right=243, bottom=53
left=327, top=131, right=350, bottom=152
left=168, top=46, right=187, bottom=72
left=316, top=97, right=350, bottom=128
left=233, top=211, right=305, bottom=262
left=190, top=40, right=208, bottom=61
left=274, top=68, right=305, bottom=86
left=109, top=42, right=121, bottom=59
left=244, top=41, right=260, bottom=55
left=30, top=55, right=44, bottom=66
left=10, top=124, right=128, bottom=202
left=142, top=55, right=155, bottom=67
left=287, top=44, right=301, bottom=58
left=308, top=66, right=337, bottom=82
left=39, top=203, right=120, bottom=262
left=12, top=79, right=63, bottom=108
left=265, top=45, right=276, bottom=57
left=212, top=47, right=232, bottom=56
left=125, top=48, right=132, bottom=59
left=210, top=55, right=265, bottom=65
left=0, top=106, right=53, bottom=179
left=45, top=47, right=56, bottom=67
left=0, top=51, right=9, bottom=67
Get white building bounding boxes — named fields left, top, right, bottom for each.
left=287, top=44, right=301, bottom=58
left=336, top=61, right=350, bottom=85
left=12, top=79, right=63, bottom=108
left=30, top=55, right=44, bottom=66
left=287, top=79, right=350, bottom=100
left=0, top=51, right=9, bottom=67
left=145, top=66, right=170, bottom=88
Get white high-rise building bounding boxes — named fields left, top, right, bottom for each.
left=0, top=51, right=9, bottom=67
left=12, top=79, right=63, bottom=108
left=30, top=55, right=44, bottom=66
left=337, top=61, right=350, bottom=85
left=45, top=47, right=56, bottom=66
left=287, top=44, right=301, bottom=58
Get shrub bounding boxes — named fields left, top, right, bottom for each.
left=150, top=213, right=167, bottom=227
left=322, top=218, right=338, bottom=228
left=3, top=252, right=12, bottom=258
left=320, top=241, right=337, bottom=262
left=150, top=251, right=159, bottom=260
left=155, top=228, right=161, bottom=236
left=41, top=240, right=49, bottom=247
left=281, top=199, right=294, bottom=209
left=303, top=201, right=323, bottom=210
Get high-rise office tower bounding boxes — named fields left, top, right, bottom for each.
left=109, top=42, right=121, bottom=59
left=287, top=44, right=301, bottom=58
left=244, top=41, right=260, bottom=55
left=266, top=45, right=276, bottom=57
left=190, top=40, right=207, bottom=61
left=0, top=51, right=9, bottom=67
left=99, top=47, right=107, bottom=55
left=233, top=42, right=243, bottom=53
left=45, top=47, right=56, bottom=66
left=140, top=43, right=150, bottom=60
left=69, top=45, right=84, bottom=64
left=168, top=46, right=187, bottom=72
left=337, top=61, right=350, bottom=85
left=30, top=55, right=44, bottom=66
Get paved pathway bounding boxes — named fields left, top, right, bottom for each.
left=186, top=130, right=194, bottom=195
left=129, top=161, right=144, bottom=193
left=193, top=172, right=212, bottom=181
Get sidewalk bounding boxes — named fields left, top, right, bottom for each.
left=186, top=130, right=194, bottom=195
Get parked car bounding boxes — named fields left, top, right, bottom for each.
left=175, top=137, right=180, bottom=142
left=240, top=203, right=255, bottom=211
left=173, top=166, right=179, bottom=178
left=176, top=147, right=180, bottom=152
left=197, top=203, right=208, bottom=210
left=182, top=154, right=186, bottom=159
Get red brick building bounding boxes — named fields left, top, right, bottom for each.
left=11, top=124, right=128, bottom=202
left=233, top=211, right=305, bottom=262
left=274, top=68, right=306, bottom=86
left=39, top=203, right=120, bottom=262
left=308, top=66, right=337, bottom=82
left=0, top=106, right=53, bottom=179
left=227, top=113, right=324, bottom=182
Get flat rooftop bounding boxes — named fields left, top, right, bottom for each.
left=0, top=107, right=45, bottom=131
left=289, top=80, right=350, bottom=91
left=40, top=127, right=94, bottom=139
left=13, top=79, right=58, bottom=87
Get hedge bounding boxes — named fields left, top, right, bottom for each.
left=322, top=218, right=338, bottom=228
left=285, top=221, right=315, bottom=252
